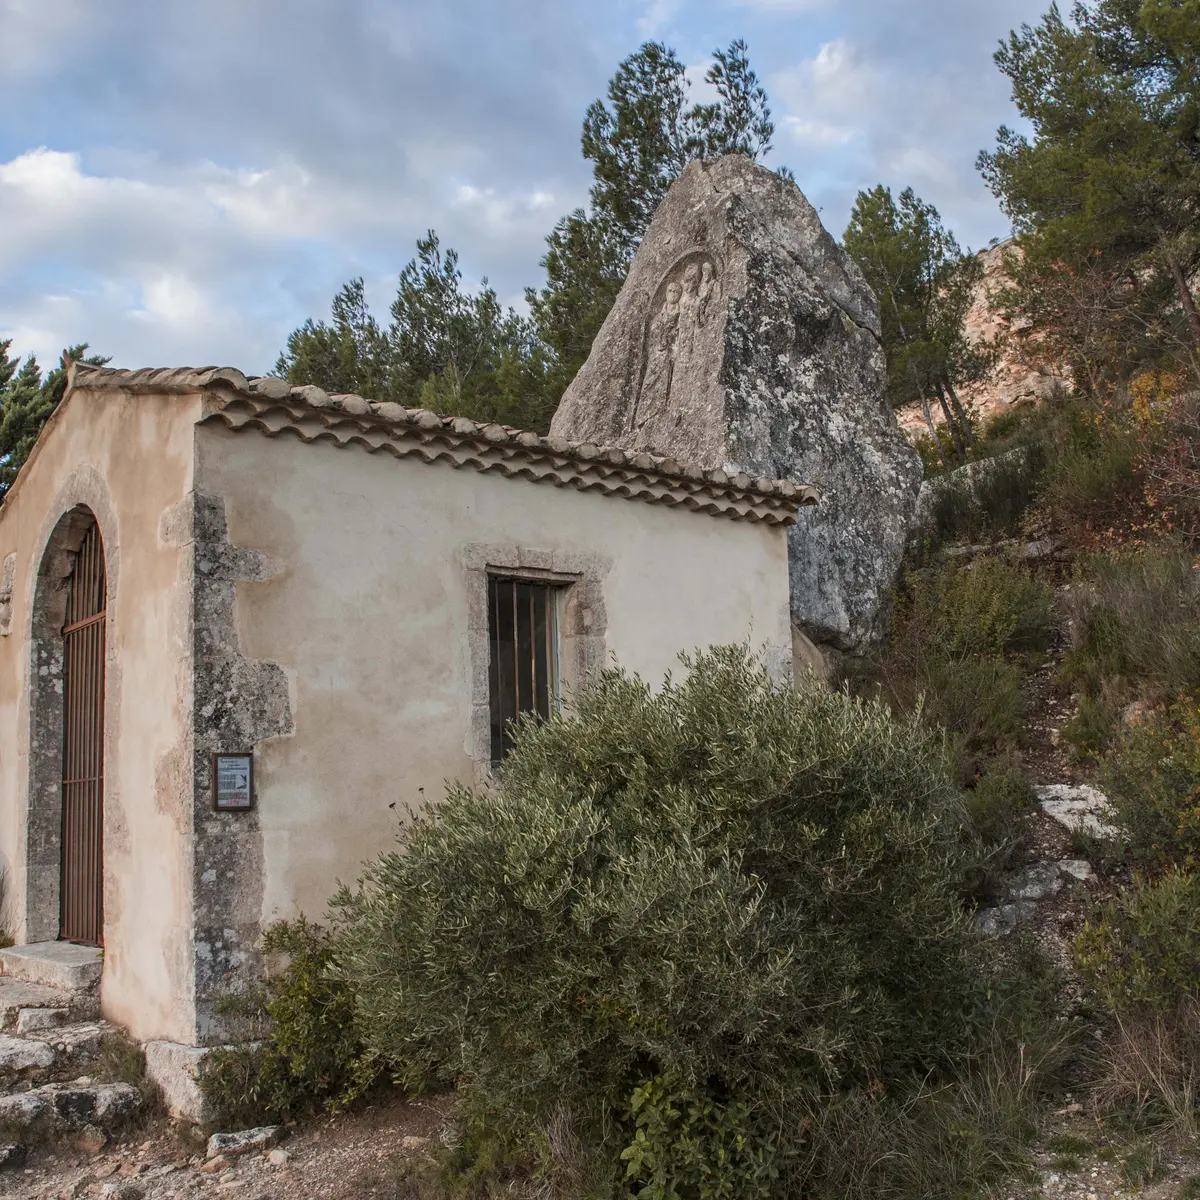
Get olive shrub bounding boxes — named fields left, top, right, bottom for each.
left=332, top=647, right=996, bottom=1195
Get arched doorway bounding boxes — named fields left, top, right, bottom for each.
left=58, top=516, right=106, bottom=945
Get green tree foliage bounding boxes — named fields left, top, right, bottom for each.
left=526, top=211, right=629, bottom=404
left=529, top=39, right=781, bottom=401
left=843, top=185, right=985, bottom=462
left=580, top=39, right=774, bottom=256
left=276, top=232, right=555, bottom=431
left=332, top=645, right=993, bottom=1195
left=0, top=342, right=108, bottom=499
left=281, top=41, right=782, bottom=425
left=979, top=0, right=1200, bottom=391
left=274, top=279, right=392, bottom=400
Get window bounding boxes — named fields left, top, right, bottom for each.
left=488, top=575, right=559, bottom=762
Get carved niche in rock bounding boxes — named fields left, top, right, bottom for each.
left=631, top=252, right=723, bottom=443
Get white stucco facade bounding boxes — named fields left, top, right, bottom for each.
left=0, top=363, right=805, bottom=1056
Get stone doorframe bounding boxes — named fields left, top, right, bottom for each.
left=23, top=471, right=119, bottom=945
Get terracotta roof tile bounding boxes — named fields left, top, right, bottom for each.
left=62, top=361, right=820, bottom=526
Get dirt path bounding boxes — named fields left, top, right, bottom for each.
left=1020, top=612, right=1080, bottom=791
left=4, top=1095, right=452, bottom=1200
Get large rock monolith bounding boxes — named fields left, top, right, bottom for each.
left=550, top=155, right=922, bottom=651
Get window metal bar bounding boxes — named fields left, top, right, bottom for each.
left=488, top=576, right=561, bottom=764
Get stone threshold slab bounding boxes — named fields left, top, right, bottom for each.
left=0, top=942, right=102, bottom=992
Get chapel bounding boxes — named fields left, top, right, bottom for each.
left=0, top=360, right=812, bottom=1111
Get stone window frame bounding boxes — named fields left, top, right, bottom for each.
left=463, top=544, right=610, bottom=778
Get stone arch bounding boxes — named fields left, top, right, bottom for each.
left=23, top=473, right=119, bottom=944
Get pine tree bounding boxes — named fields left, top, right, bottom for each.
left=843, top=187, right=984, bottom=462
left=0, top=343, right=108, bottom=498
left=978, top=0, right=1200, bottom=387
left=529, top=39, right=781, bottom=394
left=276, top=233, right=553, bottom=430
left=280, top=39, right=783, bottom=428
left=275, top=279, right=392, bottom=400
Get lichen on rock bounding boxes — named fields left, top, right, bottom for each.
left=550, top=155, right=921, bottom=650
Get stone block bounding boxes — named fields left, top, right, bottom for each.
left=1008, top=861, right=1063, bottom=902
left=1035, top=784, right=1119, bottom=839
left=0, top=978, right=82, bottom=1030
left=0, top=943, right=103, bottom=992
left=143, top=1040, right=212, bottom=1123
left=977, top=901, right=1038, bottom=936
left=0, top=1032, right=55, bottom=1074
left=15, top=1006, right=70, bottom=1033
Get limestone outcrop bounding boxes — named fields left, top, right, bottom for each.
left=894, top=240, right=1070, bottom=439
left=550, top=156, right=922, bottom=650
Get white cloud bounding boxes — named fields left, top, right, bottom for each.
left=727, top=0, right=829, bottom=10
left=451, top=184, right=559, bottom=240
left=0, top=148, right=372, bottom=275
left=0, top=145, right=577, bottom=372
left=773, top=39, right=874, bottom=150
left=782, top=117, right=859, bottom=147
left=0, top=0, right=1047, bottom=376
left=636, top=0, right=680, bottom=36
left=0, top=149, right=384, bottom=370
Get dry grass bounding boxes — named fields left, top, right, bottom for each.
left=1091, top=1003, right=1200, bottom=1143
left=794, top=1023, right=1072, bottom=1199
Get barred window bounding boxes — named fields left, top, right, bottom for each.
left=487, top=576, right=560, bottom=763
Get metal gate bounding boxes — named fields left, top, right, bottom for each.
left=59, top=518, right=106, bottom=945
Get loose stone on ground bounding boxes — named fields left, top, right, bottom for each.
left=206, top=1127, right=286, bottom=1160
left=1035, top=784, right=1120, bottom=839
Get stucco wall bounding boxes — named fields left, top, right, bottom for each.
left=0, top=387, right=199, bottom=1043
left=195, top=421, right=792, bottom=936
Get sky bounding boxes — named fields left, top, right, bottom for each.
left=0, top=0, right=1049, bottom=376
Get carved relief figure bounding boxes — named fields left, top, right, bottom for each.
left=633, top=280, right=681, bottom=431
left=632, top=255, right=721, bottom=432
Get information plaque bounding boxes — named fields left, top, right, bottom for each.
left=213, top=752, right=254, bottom=811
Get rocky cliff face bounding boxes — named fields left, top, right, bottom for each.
left=550, top=156, right=922, bottom=652
left=896, top=241, right=1069, bottom=439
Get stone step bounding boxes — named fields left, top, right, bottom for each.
left=0, top=977, right=99, bottom=1031
left=0, top=1022, right=109, bottom=1085
left=0, top=1079, right=141, bottom=1137
left=0, top=942, right=103, bottom=992
left=15, top=1005, right=70, bottom=1034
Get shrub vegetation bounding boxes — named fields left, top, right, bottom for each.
left=1077, top=868, right=1200, bottom=1016
left=199, top=919, right=368, bottom=1129
left=918, top=448, right=1043, bottom=550
left=855, top=559, right=1054, bottom=778
left=1101, top=700, right=1200, bottom=871
left=1075, top=869, right=1200, bottom=1137
left=331, top=647, right=1043, bottom=1197
left=1061, top=546, right=1200, bottom=703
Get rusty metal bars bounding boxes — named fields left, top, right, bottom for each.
left=59, top=519, right=106, bottom=946
left=488, top=577, right=558, bottom=764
